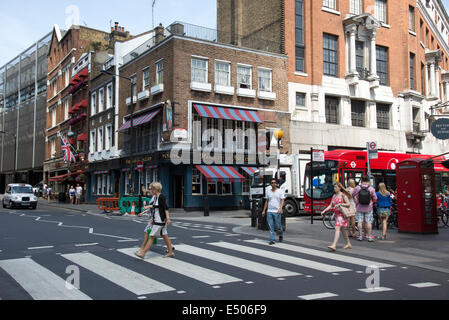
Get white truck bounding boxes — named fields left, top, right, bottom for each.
left=249, top=154, right=310, bottom=216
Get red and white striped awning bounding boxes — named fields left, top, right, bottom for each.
left=193, top=104, right=263, bottom=123
left=117, top=109, right=161, bottom=132
left=241, top=167, right=259, bottom=176
left=195, top=165, right=246, bottom=182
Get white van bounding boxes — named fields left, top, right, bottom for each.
left=3, top=183, right=38, bottom=209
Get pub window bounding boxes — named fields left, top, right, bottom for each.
left=192, top=168, right=202, bottom=195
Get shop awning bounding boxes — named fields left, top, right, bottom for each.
left=193, top=103, right=263, bottom=123
left=77, top=133, right=87, bottom=141
left=93, top=170, right=109, bottom=175
left=117, top=108, right=161, bottom=132
left=48, top=171, right=86, bottom=182
left=195, top=165, right=246, bottom=182
left=241, top=167, right=259, bottom=176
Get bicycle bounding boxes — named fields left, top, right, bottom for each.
left=437, top=205, right=449, bottom=228
left=322, top=210, right=335, bottom=229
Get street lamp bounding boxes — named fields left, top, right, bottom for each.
left=100, top=69, right=136, bottom=195
left=273, top=129, right=283, bottom=179
left=0, top=130, right=17, bottom=181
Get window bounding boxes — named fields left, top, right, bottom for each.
left=409, top=6, right=415, bottom=32
left=106, top=83, right=113, bottom=109
left=97, top=175, right=103, bottom=195
left=356, top=41, right=365, bottom=78
left=237, top=65, right=252, bottom=89
left=51, top=108, right=56, bottom=127
left=105, top=124, right=112, bottom=150
left=323, top=33, right=338, bottom=77
left=131, top=75, right=137, bottom=97
left=192, top=168, right=202, bottom=195
left=295, top=0, right=305, bottom=72
left=375, top=0, right=387, bottom=24
left=376, top=45, right=389, bottom=85
left=420, top=19, right=424, bottom=42
left=222, top=182, right=232, bottom=195
left=191, top=58, right=208, bottom=83
left=410, top=53, right=415, bottom=90
left=412, top=107, right=420, bottom=132
left=376, top=104, right=390, bottom=129
left=351, top=100, right=366, bottom=127
left=97, top=127, right=103, bottom=152
left=50, top=138, right=56, bottom=158
left=156, top=60, right=164, bottom=85
left=143, top=67, right=150, bottom=88
left=242, top=173, right=250, bottom=194
left=98, top=88, right=104, bottom=113
left=91, top=92, right=97, bottom=116
left=215, top=61, right=230, bottom=86
left=207, top=182, right=217, bottom=195
left=322, top=0, right=336, bottom=10
left=350, top=0, right=362, bottom=15
left=258, top=68, right=272, bottom=92
left=421, top=63, right=426, bottom=95
left=325, top=96, right=339, bottom=124
left=296, top=92, right=306, bottom=108
left=64, top=99, right=69, bottom=120
left=90, top=130, right=96, bottom=154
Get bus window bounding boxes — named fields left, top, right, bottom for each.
left=305, top=161, right=339, bottom=200
left=343, top=171, right=363, bottom=187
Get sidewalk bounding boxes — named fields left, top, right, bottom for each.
left=37, top=199, right=449, bottom=274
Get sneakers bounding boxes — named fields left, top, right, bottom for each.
left=367, top=235, right=375, bottom=242
left=358, top=236, right=364, bottom=241
left=279, top=236, right=283, bottom=243
left=269, top=241, right=275, bottom=245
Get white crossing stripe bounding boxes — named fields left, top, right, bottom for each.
left=358, top=287, right=394, bottom=293
left=245, top=239, right=395, bottom=268
left=117, top=248, right=241, bottom=286
left=409, top=282, right=441, bottom=288
left=298, top=292, right=338, bottom=300
left=175, top=244, right=300, bottom=278
left=62, top=252, right=175, bottom=296
left=210, top=242, right=351, bottom=273
left=0, top=258, right=91, bottom=300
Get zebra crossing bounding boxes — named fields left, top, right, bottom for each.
left=0, top=238, right=441, bottom=300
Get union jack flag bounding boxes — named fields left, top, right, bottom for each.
left=60, top=134, right=76, bottom=163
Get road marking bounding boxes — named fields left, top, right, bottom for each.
left=212, top=242, right=351, bottom=273
left=192, top=236, right=211, bottom=239
left=358, top=287, right=394, bottom=293
left=298, top=292, right=338, bottom=300
left=118, top=248, right=241, bottom=286
left=245, top=239, right=395, bottom=269
left=117, top=239, right=139, bottom=243
left=175, top=244, right=300, bottom=278
left=409, top=282, right=441, bottom=288
left=27, top=246, right=54, bottom=250
left=0, top=258, right=91, bottom=300
left=62, top=252, right=175, bottom=296
left=74, top=243, right=99, bottom=247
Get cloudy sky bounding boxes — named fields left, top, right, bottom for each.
left=0, top=0, right=217, bottom=66
left=1, top=1, right=449, bottom=66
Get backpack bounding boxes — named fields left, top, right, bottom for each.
left=358, top=185, right=371, bottom=205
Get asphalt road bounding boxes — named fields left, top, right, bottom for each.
left=1, top=204, right=449, bottom=302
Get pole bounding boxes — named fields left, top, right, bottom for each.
left=310, top=147, right=314, bottom=225
left=130, top=79, right=135, bottom=196
left=366, top=142, right=372, bottom=181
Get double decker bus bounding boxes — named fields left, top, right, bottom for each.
left=304, top=150, right=449, bottom=215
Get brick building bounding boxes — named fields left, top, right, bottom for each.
left=218, top=0, right=449, bottom=186
left=111, top=22, right=288, bottom=210
left=44, top=24, right=110, bottom=197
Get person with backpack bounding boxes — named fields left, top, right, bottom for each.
left=352, top=175, right=377, bottom=242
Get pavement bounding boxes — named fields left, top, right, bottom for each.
left=29, top=198, right=449, bottom=275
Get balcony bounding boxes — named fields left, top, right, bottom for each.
left=126, top=96, right=137, bottom=106
left=191, top=81, right=212, bottom=92
left=137, top=90, right=150, bottom=101
left=151, top=83, right=164, bottom=95
left=258, top=90, right=276, bottom=100
left=214, top=84, right=234, bottom=95
left=236, top=87, right=256, bottom=98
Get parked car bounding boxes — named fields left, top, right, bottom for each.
left=3, top=183, right=38, bottom=209
left=33, top=181, right=44, bottom=197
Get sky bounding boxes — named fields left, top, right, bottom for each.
left=0, top=0, right=217, bottom=66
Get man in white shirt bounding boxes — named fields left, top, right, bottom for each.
left=75, top=184, right=82, bottom=205
left=262, top=178, right=285, bottom=245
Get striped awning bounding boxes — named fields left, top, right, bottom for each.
left=241, top=167, right=259, bottom=176
left=193, top=104, right=263, bottom=123
left=195, top=165, right=246, bottom=182
left=117, top=109, right=161, bottom=132
left=93, top=170, right=109, bottom=175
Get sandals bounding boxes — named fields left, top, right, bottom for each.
left=163, top=253, right=175, bottom=258
left=134, top=251, right=145, bottom=259
left=327, top=245, right=336, bottom=252
left=344, top=244, right=352, bottom=250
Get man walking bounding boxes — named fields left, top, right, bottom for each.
left=262, top=178, right=285, bottom=245
left=75, top=184, right=82, bottom=205
left=352, top=175, right=377, bottom=242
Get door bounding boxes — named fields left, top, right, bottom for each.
left=173, top=175, right=184, bottom=208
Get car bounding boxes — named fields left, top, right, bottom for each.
left=3, top=183, right=38, bottom=209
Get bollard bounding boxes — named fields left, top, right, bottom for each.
left=204, top=196, right=210, bottom=217
left=257, top=198, right=269, bottom=230
left=251, top=199, right=258, bottom=227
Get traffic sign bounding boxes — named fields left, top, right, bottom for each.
left=137, top=161, right=144, bottom=172
left=367, top=141, right=378, bottom=160
left=312, top=150, right=325, bottom=162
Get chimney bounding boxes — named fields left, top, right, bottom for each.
left=115, top=22, right=119, bottom=31
left=154, top=23, right=166, bottom=44
left=170, top=22, right=185, bottom=36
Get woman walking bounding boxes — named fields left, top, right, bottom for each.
left=376, top=183, right=392, bottom=240
left=321, top=182, right=352, bottom=251
left=346, top=179, right=357, bottom=238
left=135, top=182, right=175, bottom=259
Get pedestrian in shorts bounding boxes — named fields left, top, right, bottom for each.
left=352, top=175, right=377, bottom=242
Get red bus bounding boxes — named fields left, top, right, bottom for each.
left=303, top=149, right=449, bottom=215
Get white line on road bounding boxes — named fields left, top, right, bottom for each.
left=74, top=243, right=99, bottom=247
left=117, top=239, right=140, bottom=243
left=192, top=236, right=211, bottom=239
left=409, top=282, right=441, bottom=288
left=358, top=287, right=394, bottom=293
left=298, top=292, right=339, bottom=300
left=27, top=246, right=54, bottom=250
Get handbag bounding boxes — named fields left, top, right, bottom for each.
left=340, top=195, right=356, bottom=218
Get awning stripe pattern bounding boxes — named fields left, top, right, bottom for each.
left=193, top=104, right=263, bottom=123
left=195, top=165, right=246, bottom=182
left=241, top=167, right=258, bottom=176
left=117, top=109, right=161, bottom=132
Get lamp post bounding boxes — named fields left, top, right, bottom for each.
left=101, top=69, right=136, bottom=195
left=273, top=129, right=283, bottom=179
left=0, top=131, right=17, bottom=181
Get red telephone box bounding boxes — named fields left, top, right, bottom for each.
left=396, top=159, right=438, bottom=234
